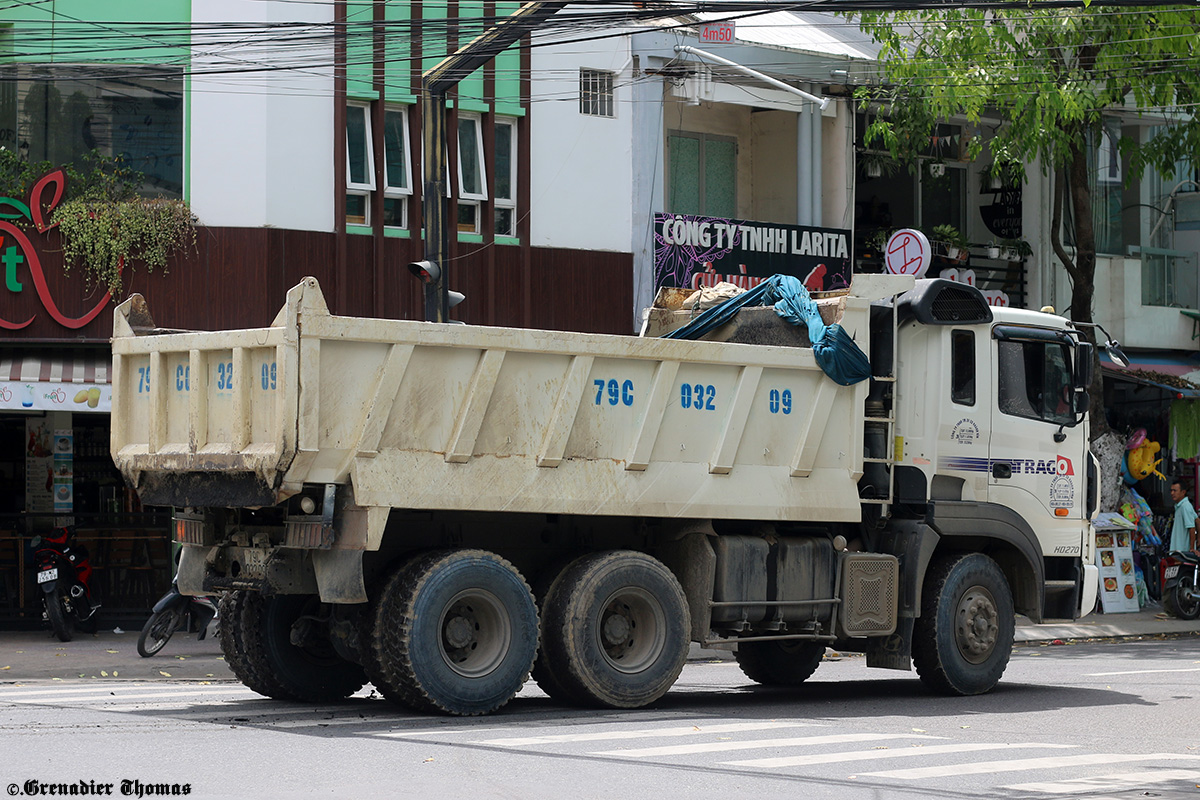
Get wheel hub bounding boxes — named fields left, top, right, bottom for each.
left=955, top=586, right=999, bottom=665
left=602, top=608, right=632, bottom=647
left=595, top=588, right=666, bottom=674
left=439, top=590, right=512, bottom=679
left=443, top=612, right=477, bottom=650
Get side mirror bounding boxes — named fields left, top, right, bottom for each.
left=1075, top=391, right=1091, bottom=415
left=1074, top=341, right=1095, bottom=388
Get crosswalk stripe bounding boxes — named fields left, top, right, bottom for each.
left=1006, top=768, right=1200, bottom=794
left=0, top=684, right=247, bottom=700
left=723, top=742, right=1075, bottom=769
left=863, top=752, right=1200, bottom=780
left=594, top=732, right=945, bottom=758
left=469, top=721, right=821, bottom=747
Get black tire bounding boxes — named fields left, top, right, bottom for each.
left=913, top=553, right=1014, bottom=696
left=236, top=593, right=366, bottom=702
left=539, top=550, right=690, bottom=709
left=45, top=590, right=74, bottom=643
left=531, top=556, right=589, bottom=704
left=137, top=606, right=183, bottom=657
left=735, top=640, right=826, bottom=686
left=372, top=549, right=539, bottom=716
left=1164, top=571, right=1200, bottom=620
left=218, top=591, right=292, bottom=699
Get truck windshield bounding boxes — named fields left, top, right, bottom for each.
left=997, top=339, right=1075, bottom=425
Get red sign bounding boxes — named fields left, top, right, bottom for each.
left=698, top=21, right=735, bottom=44
left=0, top=170, right=112, bottom=330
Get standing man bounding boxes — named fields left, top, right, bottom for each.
left=1168, top=479, right=1198, bottom=553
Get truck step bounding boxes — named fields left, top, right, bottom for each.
left=863, top=416, right=895, bottom=424
left=862, top=457, right=894, bottom=464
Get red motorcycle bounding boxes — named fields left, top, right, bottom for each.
left=32, top=526, right=99, bottom=642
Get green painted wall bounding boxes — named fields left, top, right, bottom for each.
left=0, top=0, right=190, bottom=64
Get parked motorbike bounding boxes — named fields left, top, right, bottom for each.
left=32, top=526, right=99, bottom=642
left=1160, top=550, right=1200, bottom=620
left=137, top=574, right=219, bottom=657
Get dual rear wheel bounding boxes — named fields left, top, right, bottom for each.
left=220, top=549, right=690, bottom=715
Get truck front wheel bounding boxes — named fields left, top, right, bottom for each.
left=735, top=640, right=825, bottom=686
left=913, top=553, right=1014, bottom=696
left=540, top=551, right=689, bottom=709
left=371, top=549, right=539, bottom=716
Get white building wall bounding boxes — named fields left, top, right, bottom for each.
left=189, top=0, right=335, bottom=231
left=529, top=38, right=633, bottom=252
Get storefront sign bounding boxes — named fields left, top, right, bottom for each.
left=884, top=228, right=931, bottom=278
left=980, top=186, right=1022, bottom=240
left=1096, top=527, right=1139, bottom=613
left=653, top=214, right=852, bottom=293
left=0, top=169, right=112, bottom=330
left=0, top=382, right=110, bottom=413
left=940, top=267, right=1010, bottom=307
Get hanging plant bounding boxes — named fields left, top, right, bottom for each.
left=53, top=196, right=196, bottom=295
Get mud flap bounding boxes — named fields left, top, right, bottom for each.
left=865, top=616, right=914, bottom=670
left=312, top=549, right=368, bottom=603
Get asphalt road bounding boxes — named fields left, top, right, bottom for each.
left=1, top=635, right=1198, bottom=800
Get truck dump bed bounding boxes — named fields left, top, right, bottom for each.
left=111, top=275, right=908, bottom=525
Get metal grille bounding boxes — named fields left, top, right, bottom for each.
left=173, top=517, right=211, bottom=546
left=285, top=519, right=334, bottom=549
left=840, top=554, right=899, bottom=636
left=930, top=284, right=991, bottom=323
left=580, top=69, right=614, bottom=118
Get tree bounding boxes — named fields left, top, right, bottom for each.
left=853, top=5, right=1200, bottom=438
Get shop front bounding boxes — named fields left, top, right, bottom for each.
left=0, top=350, right=172, bottom=629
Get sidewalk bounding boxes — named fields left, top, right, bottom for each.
left=0, top=608, right=1195, bottom=683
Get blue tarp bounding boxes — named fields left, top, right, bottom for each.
left=662, top=275, right=872, bottom=386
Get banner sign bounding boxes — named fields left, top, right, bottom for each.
left=653, top=214, right=852, bottom=293
left=0, top=382, right=111, bottom=413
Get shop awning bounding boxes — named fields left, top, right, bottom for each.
left=1100, top=349, right=1200, bottom=399
left=0, top=350, right=112, bottom=413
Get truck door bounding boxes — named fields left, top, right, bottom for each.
left=988, top=327, right=1087, bottom=557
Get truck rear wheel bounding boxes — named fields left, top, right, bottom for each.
left=218, top=591, right=288, bottom=699
left=735, top=640, right=825, bottom=686
left=371, top=549, right=538, bottom=716
left=531, top=557, right=588, bottom=704
left=913, top=553, right=1014, bottom=696
left=237, top=593, right=367, bottom=702
left=539, top=551, right=689, bottom=709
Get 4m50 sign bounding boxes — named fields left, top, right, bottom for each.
left=0, top=169, right=112, bottom=331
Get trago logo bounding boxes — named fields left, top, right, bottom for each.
left=1056, top=456, right=1074, bottom=476
left=0, top=169, right=111, bottom=330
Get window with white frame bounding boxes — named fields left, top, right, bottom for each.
left=456, top=113, right=486, bottom=233
left=345, top=102, right=413, bottom=227
left=345, top=102, right=374, bottom=225
left=382, top=107, right=412, bottom=227
left=580, top=69, right=615, bottom=118
left=494, top=117, right=516, bottom=237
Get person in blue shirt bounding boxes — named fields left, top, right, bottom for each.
left=1168, top=479, right=1198, bottom=553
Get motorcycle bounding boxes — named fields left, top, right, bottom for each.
left=137, top=574, right=219, bottom=657
left=1160, top=550, right=1200, bottom=620
left=32, top=526, right=99, bottom=642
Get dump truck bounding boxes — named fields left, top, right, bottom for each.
left=109, top=274, right=1098, bottom=715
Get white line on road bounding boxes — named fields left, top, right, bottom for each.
left=594, top=732, right=945, bottom=758
left=723, top=742, right=1076, bottom=769
left=455, top=721, right=823, bottom=747
left=1007, top=768, right=1200, bottom=794
left=0, top=683, right=249, bottom=700
left=862, top=753, right=1200, bottom=780
left=1083, top=667, right=1200, bottom=676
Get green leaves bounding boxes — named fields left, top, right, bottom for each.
left=53, top=197, right=196, bottom=295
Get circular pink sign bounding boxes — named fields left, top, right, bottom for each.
left=884, top=228, right=932, bottom=278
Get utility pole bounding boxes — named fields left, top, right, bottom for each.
left=412, top=2, right=566, bottom=321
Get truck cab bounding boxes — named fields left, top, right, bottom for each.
left=889, top=280, right=1099, bottom=625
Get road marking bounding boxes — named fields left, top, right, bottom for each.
left=1084, top=667, right=1200, bottom=676
left=0, top=684, right=249, bottom=700
left=863, top=753, right=1200, bottom=780
left=1007, top=768, right=1200, bottom=794
left=594, top=732, right=944, bottom=758
left=458, top=721, right=821, bottom=747
left=723, top=742, right=1075, bottom=768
